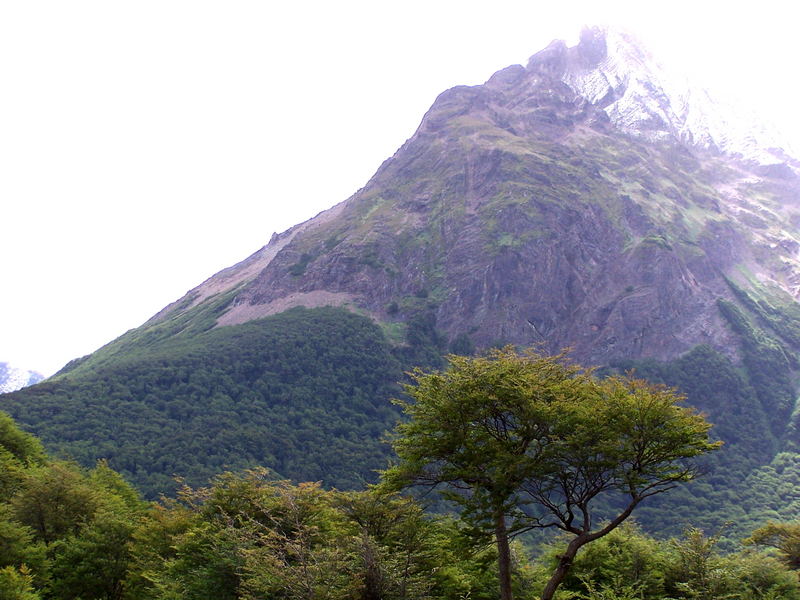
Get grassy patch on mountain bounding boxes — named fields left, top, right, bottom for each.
left=717, top=299, right=796, bottom=435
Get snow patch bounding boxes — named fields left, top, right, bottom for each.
left=562, top=28, right=797, bottom=166
left=0, top=362, right=43, bottom=393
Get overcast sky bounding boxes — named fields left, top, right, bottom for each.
left=1, top=0, right=799, bottom=376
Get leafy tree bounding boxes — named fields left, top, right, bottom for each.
left=0, top=412, right=45, bottom=466
left=48, top=515, right=135, bottom=600
left=0, top=566, right=41, bottom=600
left=383, top=348, right=719, bottom=600
left=745, top=521, right=800, bottom=569
left=2, top=308, right=405, bottom=498
left=0, top=412, right=45, bottom=503
left=124, top=503, right=196, bottom=600
left=152, top=520, right=241, bottom=600
left=533, top=521, right=667, bottom=600
left=11, top=462, right=100, bottom=544
left=10, top=462, right=104, bottom=545
left=231, top=479, right=353, bottom=600
left=663, top=527, right=800, bottom=600
left=0, top=507, right=46, bottom=585
left=337, top=490, right=472, bottom=600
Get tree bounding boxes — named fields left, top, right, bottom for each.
left=0, top=412, right=45, bottom=503
left=11, top=462, right=104, bottom=544
left=534, top=521, right=668, bottom=600
left=382, top=348, right=719, bottom=600
left=48, top=515, right=136, bottom=600
left=745, top=521, right=800, bottom=569
left=663, top=526, right=800, bottom=600
left=0, top=566, right=41, bottom=600
left=0, top=412, right=45, bottom=467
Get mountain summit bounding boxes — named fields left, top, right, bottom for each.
left=5, top=28, right=800, bottom=533
left=140, top=25, right=800, bottom=367
left=547, top=27, right=796, bottom=165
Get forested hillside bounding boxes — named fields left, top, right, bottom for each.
left=1, top=307, right=438, bottom=497
left=4, top=370, right=800, bottom=600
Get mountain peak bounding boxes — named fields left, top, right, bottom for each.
left=522, top=26, right=795, bottom=166
left=576, top=25, right=611, bottom=65
left=124, top=26, right=800, bottom=368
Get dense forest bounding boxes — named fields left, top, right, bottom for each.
left=0, top=307, right=445, bottom=497
left=3, top=302, right=800, bottom=543
left=3, top=385, right=800, bottom=599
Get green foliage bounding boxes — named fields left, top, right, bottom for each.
left=725, top=277, right=800, bottom=348
left=0, top=566, right=41, bottom=600
left=0, top=506, right=46, bottom=581
left=531, top=523, right=800, bottom=600
left=663, top=527, right=800, bottom=600
left=398, top=310, right=447, bottom=370
left=148, top=519, right=241, bottom=600
left=129, top=470, right=504, bottom=600
left=532, top=522, right=667, bottom=600
left=2, top=307, right=404, bottom=498
left=11, top=462, right=106, bottom=544
left=0, top=413, right=47, bottom=504
left=0, top=413, right=45, bottom=467
left=448, top=333, right=476, bottom=356
left=48, top=515, right=136, bottom=600
left=745, top=521, right=800, bottom=568
left=0, top=409, right=796, bottom=600
left=384, top=348, right=718, bottom=600
left=0, top=412, right=148, bottom=600
left=288, top=252, right=314, bottom=276
left=608, top=342, right=799, bottom=539
left=717, top=300, right=795, bottom=435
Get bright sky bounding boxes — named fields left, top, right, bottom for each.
left=1, top=0, right=798, bottom=376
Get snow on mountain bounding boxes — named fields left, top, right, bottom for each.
left=0, top=362, right=43, bottom=394
left=559, top=26, right=797, bottom=166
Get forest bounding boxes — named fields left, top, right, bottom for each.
left=3, top=349, right=800, bottom=599
left=3, top=303, right=800, bottom=543
left=0, top=307, right=414, bottom=497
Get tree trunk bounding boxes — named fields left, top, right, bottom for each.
left=495, top=512, right=514, bottom=600
left=540, top=536, right=586, bottom=600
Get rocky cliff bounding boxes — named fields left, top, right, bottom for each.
left=146, top=26, right=800, bottom=368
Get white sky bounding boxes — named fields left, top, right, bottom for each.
left=1, top=0, right=799, bottom=376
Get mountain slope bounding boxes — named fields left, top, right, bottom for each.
left=4, top=27, right=800, bottom=534
left=106, top=27, right=800, bottom=369
left=3, top=307, right=409, bottom=497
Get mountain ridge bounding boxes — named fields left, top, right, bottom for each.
left=124, top=26, right=800, bottom=370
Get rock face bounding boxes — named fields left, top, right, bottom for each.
left=560, top=28, right=796, bottom=164
left=151, top=26, right=800, bottom=368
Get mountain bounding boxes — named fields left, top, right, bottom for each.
left=4, top=27, right=800, bottom=535
left=133, top=27, right=800, bottom=368
left=0, top=361, right=43, bottom=393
